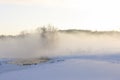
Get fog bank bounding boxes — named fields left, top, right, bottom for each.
left=0, top=29, right=120, bottom=58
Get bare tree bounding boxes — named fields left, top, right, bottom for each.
left=36, top=25, right=58, bottom=49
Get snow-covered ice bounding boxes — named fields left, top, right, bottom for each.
left=0, top=55, right=120, bottom=80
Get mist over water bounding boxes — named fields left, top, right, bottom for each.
left=0, top=29, right=120, bottom=58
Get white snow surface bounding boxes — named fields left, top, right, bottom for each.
left=0, top=56, right=120, bottom=80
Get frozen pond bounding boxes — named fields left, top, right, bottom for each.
left=0, top=55, right=120, bottom=80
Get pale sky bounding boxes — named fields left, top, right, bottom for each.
left=0, top=0, right=120, bottom=35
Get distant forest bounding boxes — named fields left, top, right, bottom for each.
left=0, top=25, right=120, bottom=39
